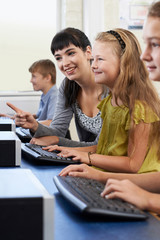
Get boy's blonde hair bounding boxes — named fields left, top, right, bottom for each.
left=95, top=28, right=160, bottom=156
left=29, top=59, right=56, bottom=84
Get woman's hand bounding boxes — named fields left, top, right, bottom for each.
left=7, top=102, right=38, bottom=132
left=30, top=136, right=59, bottom=146
left=101, top=179, right=150, bottom=210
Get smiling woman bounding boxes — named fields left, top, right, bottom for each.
left=12, top=27, right=107, bottom=147
left=0, top=0, right=57, bottom=91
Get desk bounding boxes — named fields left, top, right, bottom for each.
left=21, top=156, right=160, bottom=240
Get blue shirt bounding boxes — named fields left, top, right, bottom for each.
left=36, top=85, right=58, bottom=121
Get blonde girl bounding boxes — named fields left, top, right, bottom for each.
left=46, top=27, right=160, bottom=175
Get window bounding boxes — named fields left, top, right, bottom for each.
left=119, top=0, right=153, bottom=29
left=0, top=0, right=57, bottom=91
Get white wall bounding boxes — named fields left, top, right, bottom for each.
left=0, top=0, right=58, bottom=91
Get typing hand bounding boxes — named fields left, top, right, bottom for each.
left=51, top=148, right=88, bottom=163
left=101, top=179, right=150, bottom=210
left=59, top=163, right=101, bottom=179
left=7, top=102, right=38, bottom=132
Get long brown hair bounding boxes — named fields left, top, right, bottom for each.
left=95, top=28, right=160, bottom=156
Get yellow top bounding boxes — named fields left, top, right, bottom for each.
left=96, top=94, right=160, bottom=173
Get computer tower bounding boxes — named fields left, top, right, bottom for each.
left=0, top=169, right=54, bottom=240
left=0, top=118, right=16, bottom=131
left=0, top=131, right=21, bottom=166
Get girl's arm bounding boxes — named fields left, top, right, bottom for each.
left=59, top=164, right=160, bottom=193
left=87, top=122, right=150, bottom=172
left=57, top=122, right=150, bottom=173
left=43, top=145, right=97, bottom=153
left=101, top=179, right=160, bottom=214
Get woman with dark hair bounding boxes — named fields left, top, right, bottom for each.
left=10, top=28, right=107, bottom=147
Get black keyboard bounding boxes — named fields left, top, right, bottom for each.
left=53, top=175, right=148, bottom=220
left=22, top=143, right=79, bottom=164
left=19, top=127, right=32, bottom=137
left=16, top=127, right=32, bottom=142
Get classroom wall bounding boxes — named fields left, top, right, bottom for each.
left=1, top=0, right=160, bottom=92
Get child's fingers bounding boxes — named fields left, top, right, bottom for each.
left=6, top=102, right=23, bottom=114
left=59, top=164, right=80, bottom=176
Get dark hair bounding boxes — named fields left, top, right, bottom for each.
left=51, top=28, right=91, bottom=107
left=51, top=27, right=91, bottom=55
left=29, top=59, right=56, bottom=84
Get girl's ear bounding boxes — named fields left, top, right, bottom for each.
left=85, top=45, right=92, bottom=60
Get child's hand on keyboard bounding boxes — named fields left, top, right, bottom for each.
left=43, top=146, right=89, bottom=163
left=58, top=149, right=89, bottom=163
left=59, top=163, right=104, bottom=180
left=101, top=179, right=150, bottom=210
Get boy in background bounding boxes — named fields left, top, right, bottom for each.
left=1, top=59, right=58, bottom=126
left=29, top=59, right=57, bottom=126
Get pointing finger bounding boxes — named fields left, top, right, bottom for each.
left=6, top=102, right=23, bottom=114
